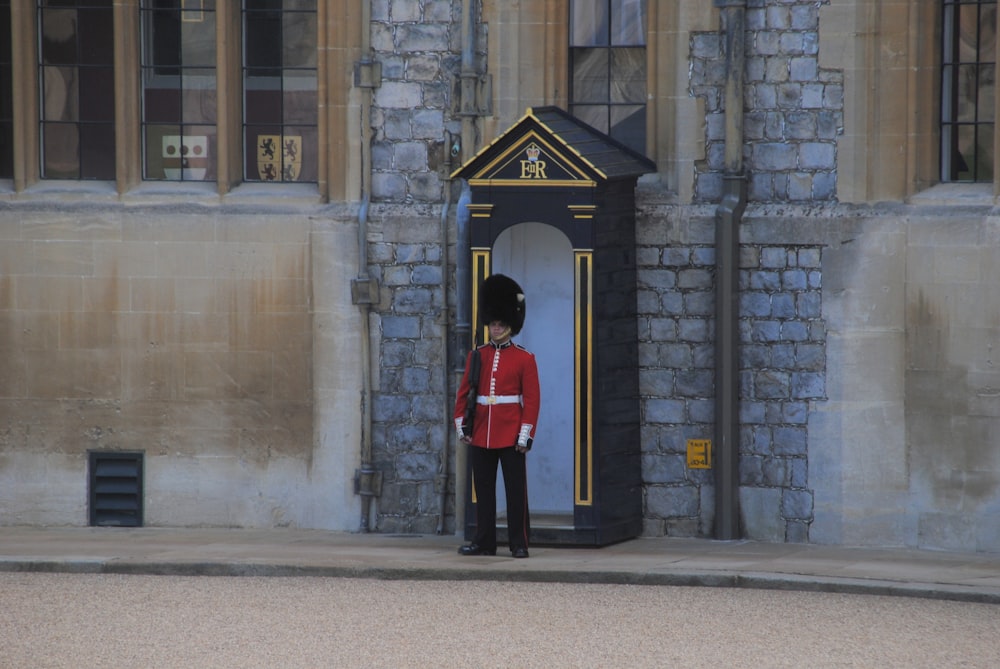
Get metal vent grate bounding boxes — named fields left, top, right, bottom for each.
left=88, top=451, right=144, bottom=527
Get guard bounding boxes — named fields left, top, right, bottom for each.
left=454, top=274, right=541, bottom=558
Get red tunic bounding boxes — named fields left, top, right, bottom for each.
left=454, top=341, right=540, bottom=449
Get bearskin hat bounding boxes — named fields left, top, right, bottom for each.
left=479, top=274, right=526, bottom=336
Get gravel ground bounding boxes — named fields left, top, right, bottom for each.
left=2, top=573, right=999, bottom=668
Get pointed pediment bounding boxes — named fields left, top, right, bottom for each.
left=451, top=106, right=654, bottom=188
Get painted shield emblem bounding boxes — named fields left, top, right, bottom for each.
left=257, top=135, right=302, bottom=181
left=162, top=135, right=208, bottom=181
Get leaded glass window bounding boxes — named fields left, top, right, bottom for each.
left=243, top=0, right=317, bottom=183
left=941, top=0, right=996, bottom=182
left=140, top=0, right=218, bottom=181
left=569, top=0, right=647, bottom=156
left=38, top=0, right=115, bottom=180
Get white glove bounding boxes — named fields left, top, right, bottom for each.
left=517, top=424, right=533, bottom=451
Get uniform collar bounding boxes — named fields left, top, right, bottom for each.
left=489, top=339, right=513, bottom=349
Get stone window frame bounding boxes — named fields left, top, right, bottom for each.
left=2, top=0, right=362, bottom=200
left=482, top=0, right=715, bottom=203
left=824, top=0, right=1000, bottom=203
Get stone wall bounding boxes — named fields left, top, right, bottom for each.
left=636, top=202, right=825, bottom=542
left=366, top=205, right=452, bottom=534
left=691, top=0, right=842, bottom=202
left=0, top=202, right=363, bottom=530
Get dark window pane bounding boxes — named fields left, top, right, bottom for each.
left=245, top=87, right=282, bottom=124
left=571, top=0, right=608, bottom=47
left=610, top=47, right=645, bottom=103
left=570, top=104, right=610, bottom=136
left=571, top=48, right=610, bottom=103
left=40, top=9, right=78, bottom=65
left=978, top=125, right=995, bottom=180
left=78, top=7, right=113, bottom=64
left=143, top=88, right=183, bottom=123
left=78, top=66, right=114, bottom=121
left=282, top=81, right=316, bottom=124
left=611, top=0, right=646, bottom=46
left=610, top=104, right=646, bottom=155
left=43, top=123, right=80, bottom=178
left=283, top=12, right=316, bottom=68
left=245, top=8, right=281, bottom=72
left=80, top=121, right=115, bottom=179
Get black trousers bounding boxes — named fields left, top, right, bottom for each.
left=469, top=445, right=530, bottom=551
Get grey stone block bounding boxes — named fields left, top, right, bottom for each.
left=646, top=484, right=700, bottom=518
left=740, top=487, right=784, bottom=541
left=755, top=369, right=791, bottom=399
left=382, top=315, right=421, bottom=338
left=773, top=426, right=807, bottom=455
left=644, top=398, right=687, bottom=424
left=782, top=488, right=814, bottom=520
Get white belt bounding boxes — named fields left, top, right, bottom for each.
left=477, top=394, right=522, bottom=405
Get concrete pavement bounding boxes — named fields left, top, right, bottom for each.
left=1, top=526, right=999, bottom=604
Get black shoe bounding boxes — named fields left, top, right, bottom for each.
left=511, top=547, right=529, bottom=559
left=458, top=543, right=496, bottom=556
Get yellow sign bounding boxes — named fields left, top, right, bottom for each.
left=687, top=439, right=712, bottom=469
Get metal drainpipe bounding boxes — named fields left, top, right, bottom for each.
left=354, top=0, right=379, bottom=533
left=437, top=132, right=456, bottom=535
left=713, top=0, right=747, bottom=541
left=356, top=194, right=377, bottom=533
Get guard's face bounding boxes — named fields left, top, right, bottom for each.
left=488, top=320, right=512, bottom=343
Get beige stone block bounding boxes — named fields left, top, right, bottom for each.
left=229, top=312, right=311, bottom=352
left=21, top=213, right=121, bottom=242
left=214, top=278, right=255, bottom=314
left=156, top=242, right=212, bottom=279
left=93, top=242, right=157, bottom=278
left=216, top=243, right=275, bottom=278
left=82, top=276, right=129, bottom=313
left=0, top=241, right=36, bottom=275
left=130, top=277, right=176, bottom=312
left=121, top=312, right=181, bottom=351
left=0, top=275, right=15, bottom=310
left=273, top=350, right=312, bottom=402
left=59, top=311, right=118, bottom=350
left=251, top=278, right=309, bottom=313
left=123, top=215, right=216, bottom=243
left=272, top=244, right=310, bottom=279
left=16, top=276, right=83, bottom=312
left=25, top=349, right=121, bottom=399
left=122, top=350, right=181, bottom=402
left=182, top=351, right=273, bottom=400
left=216, top=216, right=310, bottom=244
left=174, top=278, right=217, bottom=314
left=0, top=348, right=27, bottom=398
left=178, top=313, right=230, bottom=349
left=33, top=240, right=94, bottom=276
left=19, top=312, right=60, bottom=351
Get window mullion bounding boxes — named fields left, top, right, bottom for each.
left=216, top=0, right=239, bottom=193
left=115, top=0, right=141, bottom=192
